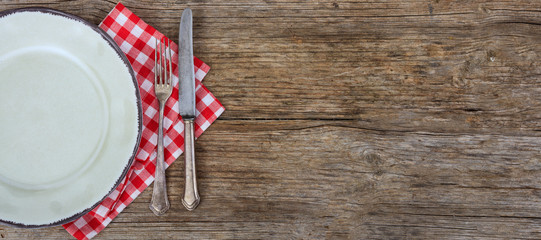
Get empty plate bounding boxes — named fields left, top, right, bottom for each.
left=0, top=8, right=142, bottom=227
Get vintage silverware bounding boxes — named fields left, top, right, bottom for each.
left=149, top=38, right=173, bottom=216
left=178, top=8, right=200, bottom=211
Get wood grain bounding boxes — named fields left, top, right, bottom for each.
left=1, top=0, right=541, bottom=239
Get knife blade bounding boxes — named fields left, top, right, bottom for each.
left=178, top=8, right=195, bottom=119
left=178, top=8, right=200, bottom=211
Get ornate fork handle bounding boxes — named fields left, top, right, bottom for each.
left=149, top=38, right=172, bottom=216
left=149, top=100, right=170, bottom=215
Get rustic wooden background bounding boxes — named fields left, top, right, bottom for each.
left=1, top=0, right=541, bottom=239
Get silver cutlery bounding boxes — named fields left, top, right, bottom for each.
left=178, top=8, right=200, bottom=211
left=149, top=38, right=173, bottom=216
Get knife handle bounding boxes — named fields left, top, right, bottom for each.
left=182, top=119, right=200, bottom=211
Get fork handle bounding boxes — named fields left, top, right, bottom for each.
left=182, top=119, right=200, bottom=211
left=150, top=101, right=170, bottom=215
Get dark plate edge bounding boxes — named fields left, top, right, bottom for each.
left=0, top=7, right=143, bottom=229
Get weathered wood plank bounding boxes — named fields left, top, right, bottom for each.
left=1, top=1, right=539, bottom=132
left=114, top=0, right=541, bottom=134
left=4, top=120, right=541, bottom=239
left=1, top=0, right=541, bottom=239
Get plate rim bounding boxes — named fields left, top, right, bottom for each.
left=0, top=7, right=143, bottom=228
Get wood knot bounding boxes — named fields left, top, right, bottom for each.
left=364, top=152, right=382, bottom=165
left=452, top=76, right=470, bottom=88
left=452, top=56, right=483, bottom=88
left=363, top=151, right=385, bottom=176
left=332, top=2, right=339, bottom=8
left=479, top=5, right=491, bottom=14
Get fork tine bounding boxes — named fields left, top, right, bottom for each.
left=155, top=38, right=158, bottom=86
left=160, top=38, right=164, bottom=86
left=163, top=39, right=167, bottom=86
left=168, top=40, right=172, bottom=86
left=162, top=39, right=166, bottom=86
left=162, top=38, right=167, bottom=85
left=164, top=39, right=168, bottom=86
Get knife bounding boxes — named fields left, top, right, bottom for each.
left=178, top=8, right=199, bottom=211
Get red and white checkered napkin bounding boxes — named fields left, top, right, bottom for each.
left=62, top=3, right=224, bottom=240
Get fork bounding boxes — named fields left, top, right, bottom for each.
left=149, top=37, right=173, bottom=216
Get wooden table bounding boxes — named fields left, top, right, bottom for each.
left=1, top=0, right=541, bottom=239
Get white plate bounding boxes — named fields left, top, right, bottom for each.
left=0, top=8, right=142, bottom=227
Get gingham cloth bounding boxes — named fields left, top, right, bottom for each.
left=62, top=3, right=224, bottom=240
